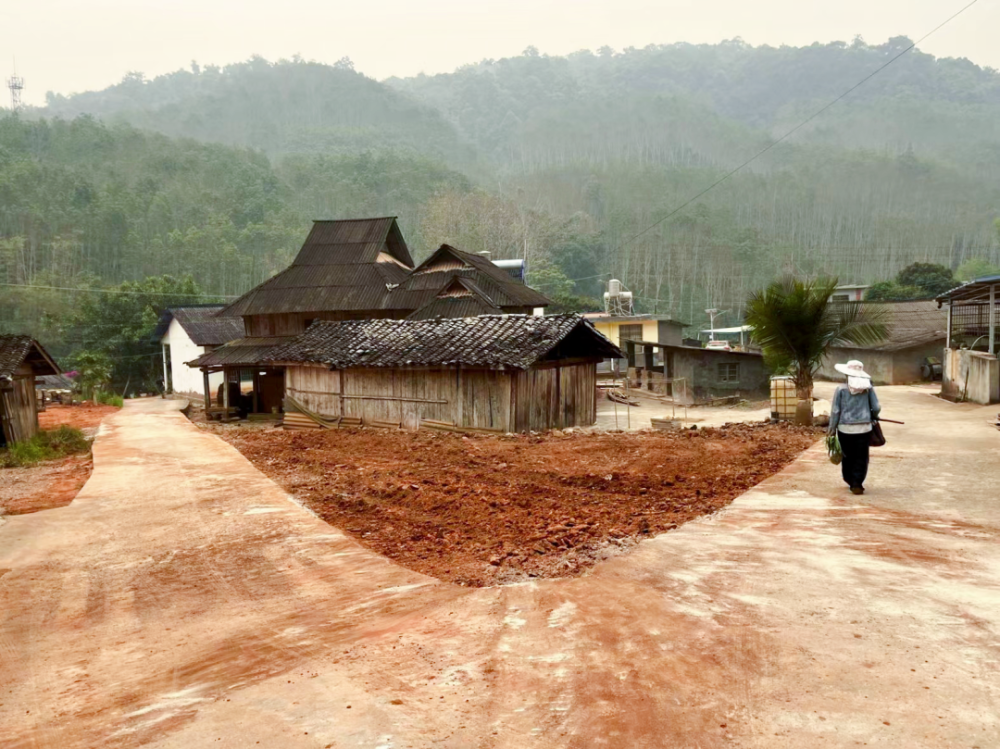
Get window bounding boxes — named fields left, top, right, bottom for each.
left=718, top=363, right=740, bottom=383
left=831, top=294, right=850, bottom=302
left=619, top=324, right=643, bottom=343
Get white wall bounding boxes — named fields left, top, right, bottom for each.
left=162, top=318, right=223, bottom=395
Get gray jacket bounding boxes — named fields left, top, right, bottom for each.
left=829, top=384, right=880, bottom=434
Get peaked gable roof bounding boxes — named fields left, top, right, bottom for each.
left=265, top=314, right=622, bottom=370
left=0, top=335, right=60, bottom=379
left=220, top=217, right=413, bottom=317
left=388, top=244, right=550, bottom=312
left=405, top=276, right=503, bottom=320
left=153, top=305, right=245, bottom=346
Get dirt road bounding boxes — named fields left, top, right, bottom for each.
left=2, top=385, right=998, bottom=748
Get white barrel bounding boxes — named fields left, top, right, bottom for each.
left=608, top=279, right=622, bottom=296
left=770, top=376, right=796, bottom=420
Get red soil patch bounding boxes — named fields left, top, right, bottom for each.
left=0, top=455, right=92, bottom=515
left=221, top=423, right=818, bottom=586
left=39, top=402, right=119, bottom=431
left=0, top=403, right=114, bottom=515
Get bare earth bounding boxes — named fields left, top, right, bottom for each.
left=0, top=402, right=118, bottom=516
left=1, top=384, right=999, bottom=748
left=219, top=423, right=817, bottom=586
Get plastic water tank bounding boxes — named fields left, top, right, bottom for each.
left=608, top=279, right=622, bottom=296
left=770, top=376, right=796, bottom=420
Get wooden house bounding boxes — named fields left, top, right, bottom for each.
left=265, top=315, right=621, bottom=433
left=190, top=217, right=552, bottom=418
left=0, top=336, right=61, bottom=446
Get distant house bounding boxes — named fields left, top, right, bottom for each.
left=153, top=306, right=244, bottom=394
left=190, top=218, right=552, bottom=417
left=265, top=314, right=622, bottom=433
left=0, top=336, right=60, bottom=446
left=829, top=284, right=869, bottom=302
left=623, top=339, right=768, bottom=405
left=817, top=300, right=947, bottom=385
left=582, top=314, right=687, bottom=352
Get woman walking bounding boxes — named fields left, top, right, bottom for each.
left=828, top=360, right=880, bottom=495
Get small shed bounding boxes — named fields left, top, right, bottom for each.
left=0, top=336, right=61, bottom=446
left=265, top=315, right=622, bottom=433
left=624, top=340, right=768, bottom=405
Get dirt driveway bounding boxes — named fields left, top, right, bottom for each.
left=1, top=385, right=998, bottom=748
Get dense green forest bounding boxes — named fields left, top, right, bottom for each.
left=5, top=38, right=1000, bottom=363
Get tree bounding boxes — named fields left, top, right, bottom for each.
left=956, top=258, right=1000, bottom=282
left=70, top=275, right=213, bottom=395
left=864, top=281, right=923, bottom=301
left=744, top=278, right=888, bottom=419
left=895, top=263, right=956, bottom=298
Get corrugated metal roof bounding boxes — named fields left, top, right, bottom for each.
left=265, top=315, right=622, bottom=370
left=0, top=335, right=60, bottom=379
left=152, top=305, right=245, bottom=346
left=187, top=337, right=297, bottom=368
left=936, top=274, right=1000, bottom=305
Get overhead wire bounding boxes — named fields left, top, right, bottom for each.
left=609, top=0, right=982, bottom=257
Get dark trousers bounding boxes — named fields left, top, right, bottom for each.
left=838, top=430, right=870, bottom=489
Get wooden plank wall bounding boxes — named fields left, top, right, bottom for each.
left=287, top=362, right=596, bottom=433
left=0, top=372, right=39, bottom=445
left=513, top=362, right=596, bottom=432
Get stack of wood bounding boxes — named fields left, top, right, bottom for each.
left=606, top=389, right=639, bottom=407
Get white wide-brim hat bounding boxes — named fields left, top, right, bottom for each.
left=834, top=360, right=871, bottom=379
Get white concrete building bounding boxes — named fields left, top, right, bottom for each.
left=154, top=306, right=244, bottom=394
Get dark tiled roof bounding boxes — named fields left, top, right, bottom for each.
left=832, top=301, right=947, bottom=352
left=187, top=337, right=297, bottom=368
left=153, top=305, right=245, bottom=346
left=405, top=296, right=503, bottom=320
left=0, top=335, right=60, bottom=379
left=392, top=245, right=550, bottom=310
left=405, top=276, right=502, bottom=320
left=265, top=314, right=622, bottom=370
left=220, top=218, right=413, bottom=317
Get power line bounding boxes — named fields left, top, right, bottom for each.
left=0, top=282, right=237, bottom=298
left=611, top=0, right=981, bottom=255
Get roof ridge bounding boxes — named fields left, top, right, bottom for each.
left=311, top=216, right=398, bottom=223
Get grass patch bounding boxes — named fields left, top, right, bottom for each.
left=1, top=426, right=91, bottom=467
left=94, top=391, right=124, bottom=408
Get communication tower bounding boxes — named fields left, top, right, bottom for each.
left=7, top=70, right=24, bottom=112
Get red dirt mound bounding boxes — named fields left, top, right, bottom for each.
left=39, top=402, right=119, bottom=431
left=221, top=423, right=818, bottom=587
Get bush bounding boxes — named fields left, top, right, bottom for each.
left=1, top=426, right=91, bottom=467
left=94, top=391, right=124, bottom=408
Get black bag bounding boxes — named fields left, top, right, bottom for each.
left=869, top=420, right=886, bottom=447
left=868, top=389, right=885, bottom=447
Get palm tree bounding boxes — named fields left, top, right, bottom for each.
left=745, top=277, right=889, bottom=413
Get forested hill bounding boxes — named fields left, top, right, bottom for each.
left=42, top=58, right=476, bottom=170
left=11, top=39, right=1000, bottom=338
left=388, top=38, right=1000, bottom=173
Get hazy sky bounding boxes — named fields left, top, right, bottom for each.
left=2, top=0, right=995, bottom=107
